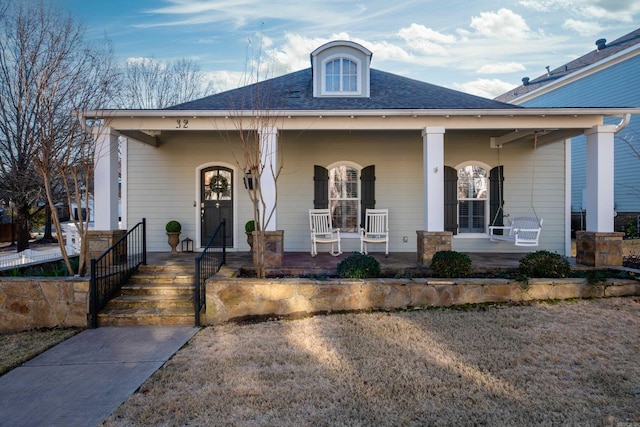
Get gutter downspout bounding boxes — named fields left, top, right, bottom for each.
left=615, top=113, right=631, bottom=133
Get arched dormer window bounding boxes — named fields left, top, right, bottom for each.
left=311, top=40, right=371, bottom=98
left=324, top=57, right=359, bottom=94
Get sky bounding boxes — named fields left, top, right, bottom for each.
left=57, top=0, right=640, bottom=99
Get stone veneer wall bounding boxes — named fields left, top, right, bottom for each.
left=204, top=277, right=640, bottom=324
left=0, top=277, right=89, bottom=332
left=576, top=231, right=624, bottom=267
left=416, top=231, right=452, bottom=264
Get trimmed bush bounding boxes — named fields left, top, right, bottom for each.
left=519, top=250, right=571, bottom=278
left=245, top=220, right=256, bottom=233
left=337, top=253, right=381, bottom=279
left=165, top=220, right=182, bottom=233
left=430, top=250, right=472, bottom=278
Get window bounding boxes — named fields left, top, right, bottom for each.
left=329, top=165, right=359, bottom=232
left=314, top=164, right=375, bottom=232
left=325, top=57, right=358, bottom=94
left=457, top=165, right=488, bottom=233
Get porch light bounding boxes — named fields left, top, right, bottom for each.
left=181, top=237, right=193, bottom=253
left=243, top=170, right=254, bottom=190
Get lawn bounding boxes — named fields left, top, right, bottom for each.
left=102, top=298, right=640, bottom=426
left=0, top=328, right=80, bottom=376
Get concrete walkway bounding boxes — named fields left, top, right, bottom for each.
left=0, top=326, right=199, bottom=427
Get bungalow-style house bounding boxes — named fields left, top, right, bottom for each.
left=496, top=28, right=640, bottom=237
left=82, top=40, right=639, bottom=266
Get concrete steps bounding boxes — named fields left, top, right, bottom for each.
left=97, top=265, right=196, bottom=326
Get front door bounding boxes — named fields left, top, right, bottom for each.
left=201, top=167, right=233, bottom=247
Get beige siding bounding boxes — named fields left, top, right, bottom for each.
left=127, top=128, right=566, bottom=254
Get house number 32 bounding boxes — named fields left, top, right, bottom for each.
left=176, top=119, right=189, bottom=128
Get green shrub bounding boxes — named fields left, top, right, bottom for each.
left=430, top=250, right=472, bottom=278
left=337, top=253, right=380, bottom=279
left=165, top=220, right=181, bottom=233
left=245, top=220, right=256, bottom=233
left=519, top=250, right=571, bottom=278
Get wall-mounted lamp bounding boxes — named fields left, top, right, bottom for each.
left=243, top=169, right=255, bottom=190
left=433, top=166, right=439, bottom=173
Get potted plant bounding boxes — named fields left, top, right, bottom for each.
left=165, top=220, right=182, bottom=254
left=245, top=220, right=256, bottom=251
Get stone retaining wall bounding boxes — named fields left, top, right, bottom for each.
left=204, top=277, right=640, bottom=324
left=0, top=277, right=89, bottom=332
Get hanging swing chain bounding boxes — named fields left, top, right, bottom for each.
left=531, top=132, right=542, bottom=226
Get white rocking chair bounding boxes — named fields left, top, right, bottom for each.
left=360, top=208, right=389, bottom=256
left=489, top=217, right=543, bottom=247
left=309, top=209, right=342, bottom=257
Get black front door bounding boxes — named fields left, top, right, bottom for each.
left=201, top=167, right=233, bottom=247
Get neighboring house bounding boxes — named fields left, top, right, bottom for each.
left=82, top=40, right=638, bottom=260
left=496, top=28, right=640, bottom=236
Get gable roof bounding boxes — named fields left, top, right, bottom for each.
left=166, top=68, right=520, bottom=111
left=495, top=28, right=640, bottom=103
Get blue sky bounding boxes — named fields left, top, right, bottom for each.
left=58, top=0, right=640, bottom=98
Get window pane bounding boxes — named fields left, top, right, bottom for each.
left=457, top=165, right=487, bottom=233
left=326, top=60, right=340, bottom=92
left=457, top=165, right=487, bottom=199
left=342, top=59, right=357, bottom=91
left=204, top=169, right=232, bottom=201
left=329, top=165, right=359, bottom=232
left=331, top=200, right=358, bottom=232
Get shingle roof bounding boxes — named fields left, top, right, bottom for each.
left=166, top=68, right=520, bottom=111
left=495, top=28, right=640, bottom=103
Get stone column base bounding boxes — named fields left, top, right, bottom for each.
left=417, top=231, right=452, bottom=265
left=575, top=231, right=624, bottom=267
left=86, top=230, right=127, bottom=263
left=252, top=230, right=284, bottom=268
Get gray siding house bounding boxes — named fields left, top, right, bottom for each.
left=81, top=40, right=637, bottom=262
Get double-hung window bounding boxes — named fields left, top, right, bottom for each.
left=329, top=164, right=359, bottom=233
left=457, top=165, right=488, bottom=233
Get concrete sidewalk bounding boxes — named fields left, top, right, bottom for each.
left=0, top=326, right=199, bottom=427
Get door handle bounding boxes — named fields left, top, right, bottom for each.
left=216, top=202, right=220, bottom=209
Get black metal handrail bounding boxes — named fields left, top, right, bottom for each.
left=195, top=219, right=226, bottom=326
left=89, top=218, right=147, bottom=328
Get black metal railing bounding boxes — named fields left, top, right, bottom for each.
left=89, top=218, right=147, bottom=328
left=195, top=219, right=226, bottom=326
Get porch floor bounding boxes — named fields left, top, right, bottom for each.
left=145, top=251, right=577, bottom=276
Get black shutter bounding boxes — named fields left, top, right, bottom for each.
left=360, top=165, right=375, bottom=227
left=444, top=166, right=458, bottom=235
left=489, top=166, right=504, bottom=234
left=313, top=165, right=329, bottom=209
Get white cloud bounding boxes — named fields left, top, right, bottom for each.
left=453, top=79, right=518, bottom=98
left=477, top=62, right=526, bottom=74
left=470, top=8, right=532, bottom=40
left=562, top=19, right=603, bottom=36
left=398, top=24, right=455, bottom=56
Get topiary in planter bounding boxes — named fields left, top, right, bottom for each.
left=337, top=253, right=381, bottom=279
left=165, top=220, right=182, bottom=233
left=519, top=250, right=571, bottom=278
left=430, top=250, right=472, bottom=278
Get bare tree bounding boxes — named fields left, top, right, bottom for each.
left=116, top=57, right=216, bottom=109
left=224, top=38, right=286, bottom=278
left=0, top=0, right=118, bottom=273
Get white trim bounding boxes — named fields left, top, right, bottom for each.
left=120, top=136, right=128, bottom=229
left=565, top=138, right=572, bottom=256
left=195, top=161, right=238, bottom=249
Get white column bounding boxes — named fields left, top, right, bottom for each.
left=422, top=127, right=445, bottom=231
left=259, top=126, right=278, bottom=231
left=564, top=138, right=572, bottom=256
left=585, top=125, right=617, bottom=232
left=94, top=127, right=119, bottom=230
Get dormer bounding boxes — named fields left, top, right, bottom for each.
left=311, top=40, right=372, bottom=98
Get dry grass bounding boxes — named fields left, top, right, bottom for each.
left=104, top=298, right=640, bottom=426
left=0, top=328, right=80, bottom=376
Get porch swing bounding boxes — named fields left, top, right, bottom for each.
left=488, top=133, right=544, bottom=247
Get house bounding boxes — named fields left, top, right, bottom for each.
left=81, top=40, right=639, bottom=266
left=495, top=28, right=640, bottom=237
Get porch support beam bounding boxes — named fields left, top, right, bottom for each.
left=422, top=126, right=445, bottom=231
left=259, top=127, right=278, bottom=231
left=118, top=130, right=158, bottom=147
left=94, top=127, right=120, bottom=230
left=585, top=125, right=616, bottom=232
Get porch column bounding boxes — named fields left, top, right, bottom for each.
left=94, top=127, right=119, bottom=231
left=585, top=125, right=616, bottom=232
left=422, top=127, right=445, bottom=231
left=259, top=126, right=278, bottom=231
left=577, top=125, right=624, bottom=267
